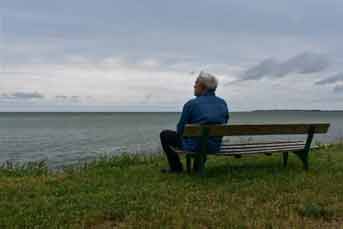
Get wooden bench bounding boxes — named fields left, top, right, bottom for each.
left=175, top=123, right=330, bottom=175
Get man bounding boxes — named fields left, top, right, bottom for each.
left=160, top=71, right=229, bottom=173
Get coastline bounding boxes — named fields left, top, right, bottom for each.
left=1, top=143, right=342, bottom=227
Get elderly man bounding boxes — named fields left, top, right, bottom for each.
left=160, top=71, right=229, bottom=173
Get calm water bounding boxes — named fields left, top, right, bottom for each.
left=0, top=111, right=342, bottom=168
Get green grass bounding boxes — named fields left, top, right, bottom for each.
left=1, top=144, right=343, bottom=228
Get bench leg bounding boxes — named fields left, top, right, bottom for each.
left=296, top=126, right=313, bottom=171
left=283, top=152, right=288, bottom=167
left=294, top=151, right=309, bottom=170
left=185, top=154, right=206, bottom=175
left=186, top=155, right=192, bottom=174
left=194, top=154, right=206, bottom=176
left=197, top=155, right=205, bottom=176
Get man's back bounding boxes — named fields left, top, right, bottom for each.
left=177, top=90, right=229, bottom=152
left=160, top=71, right=229, bottom=173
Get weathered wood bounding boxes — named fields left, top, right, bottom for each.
left=304, top=126, right=315, bottom=153
left=183, top=123, right=330, bottom=137
left=216, top=147, right=304, bottom=156
left=198, top=127, right=209, bottom=176
left=219, top=146, right=305, bottom=154
left=174, top=145, right=307, bottom=155
left=296, top=126, right=315, bottom=170
left=219, top=146, right=304, bottom=154
left=221, top=140, right=304, bottom=147
left=220, top=143, right=305, bottom=150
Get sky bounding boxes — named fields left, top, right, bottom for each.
left=1, top=0, right=343, bottom=111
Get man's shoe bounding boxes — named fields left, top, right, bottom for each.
left=160, top=168, right=183, bottom=174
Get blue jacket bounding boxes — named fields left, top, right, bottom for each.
left=177, top=90, right=229, bottom=153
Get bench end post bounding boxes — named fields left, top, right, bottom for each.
left=186, top=155, right=192, bottom=174
left=283, top=152, right=289, bottom=167
left=197, top=126, right=209, bottom=176
left=298, top=126, right=315, bottom=170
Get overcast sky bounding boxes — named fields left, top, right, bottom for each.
left=1, top=0, right=343, bottom=111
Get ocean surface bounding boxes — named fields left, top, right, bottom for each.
left=0, top=111, right=342, bottom=168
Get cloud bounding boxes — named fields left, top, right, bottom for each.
left=315, top=72, right=343, bottom=85
left=70, top=96, right=79, bottom=101
left=236, top=52, right=330, bottom=82
left=238, top=58, right=278, bottom=81
left=334, top=85, right=343, bottom=93
left=55, top=95, right=81, bottom=102
left=1, top=91, right=44, bottom=100
left=138, top=59, right=160, bottom=69
left=55, top=95, right=68, bottom=100
left=144, top=93, right=153, bottom=101
left=315, top=73, right=343, bottom=93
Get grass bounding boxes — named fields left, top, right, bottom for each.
left=0, top=144, right=343, bottom=228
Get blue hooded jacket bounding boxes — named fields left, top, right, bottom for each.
left=176, top=90, right=229, bottom=153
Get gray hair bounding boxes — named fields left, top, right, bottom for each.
left=196, top=71, right=218, bottom=90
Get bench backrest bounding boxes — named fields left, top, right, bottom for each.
left=183, top=123, right=330, bottom=137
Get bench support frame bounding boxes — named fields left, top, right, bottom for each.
left=283, top=152, right=289, bottom=167
left=185, top=127, right=209, bottom=176
left=294, top=126, right=315, bottom=170
left=197, top=127, right=209, bottom=176
left=182, top=124, right=327, bottom=175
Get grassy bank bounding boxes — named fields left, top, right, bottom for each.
left=1, top=144, right=343, bottom=228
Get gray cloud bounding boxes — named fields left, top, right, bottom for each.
left=144, top=93, right=153, bottom=101
left=334, top=85, right=343, bottom=93
left=1, top=91, right=44, bottom=99
left=239, top=58, right=278, bottom=81
left=2, top=1, right=343, bottom=111
left=315, top=73, right=343, bottom=85
left=237, top=52, right=330, bottom=82
left=55, top=95, right=68, bottom=100
left=55, top=95, right=80, bottom=101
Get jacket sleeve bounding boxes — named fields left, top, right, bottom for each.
left=177, top=101, right=193, bottom=136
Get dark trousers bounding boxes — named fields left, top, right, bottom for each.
left=160, top=130, right=183, bottom=171
left=160, top=130, right=205, bottom=172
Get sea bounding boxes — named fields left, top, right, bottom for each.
left=0, top=111, right=342, bottom=168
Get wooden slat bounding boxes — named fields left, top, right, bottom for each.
left=221, top=141, right=304, bottom=148
left=221, top=140, right=304, bottom=147
left=172, top=145, right=304, bottom=155
left=219, top=145, right=304, bottom=153
left=183, top=123, right=330, bottom=137
left=220, top=143, right=305, bottom=150
left=217, top=147, right=304, bottom=156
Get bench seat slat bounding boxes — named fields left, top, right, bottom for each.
left=221, top=140, right=304, bottom=147
left=221, top=142, right=305, bottom=150
left=217, top=147, right=304, bottom=156
left=219, top=148, right=305, bottom=154
left=172, top=146, right=305, bottom=155
left=219, top=146, right=304, bottom=153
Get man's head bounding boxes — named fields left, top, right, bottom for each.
left=194, top=71, right=218, bottom=96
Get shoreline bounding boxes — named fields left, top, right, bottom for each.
left=1, top=142, right=341, bottom=171
left=1, top=143, right=343, bottom=227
